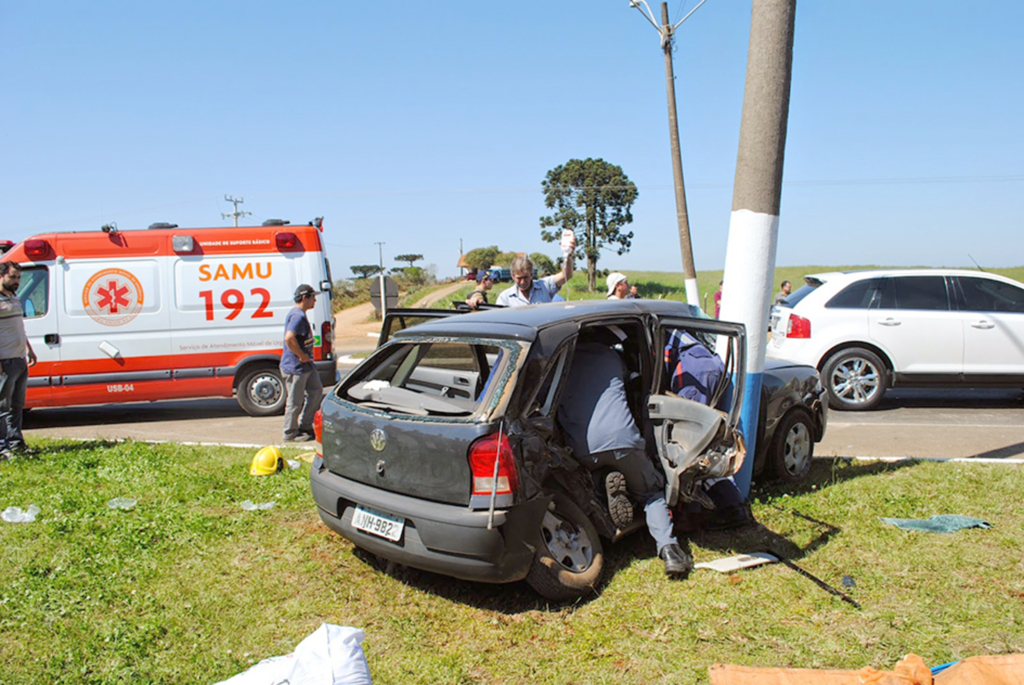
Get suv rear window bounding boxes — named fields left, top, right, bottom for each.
left=781, top=283, right=818, bottom=308
left=825, top=278, right=885, bottom=309
left=891, top=276, right=949, bottom=310
left=341, top=339, right=517, bottom=417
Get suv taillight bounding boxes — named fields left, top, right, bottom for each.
left=469, top=432, right=519, bottom=496
left=321, top=321, right=333, bottom=356
left=787, top=314, right=811, bottom=339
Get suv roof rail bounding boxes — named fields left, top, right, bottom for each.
left=148, top=222, right=179, bottom=230
left=262, top=219, right=290, bottom=226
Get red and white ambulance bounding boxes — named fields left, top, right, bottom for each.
left=1, top=219, right=336, bottom=416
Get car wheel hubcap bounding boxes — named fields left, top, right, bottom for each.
left=831, top=358, right=879, bottom=404
left=784, top=422, right=811, bottom=474
left=540, top=510, right=594, bottom=573
left=250, top=375, right=282, bottom=407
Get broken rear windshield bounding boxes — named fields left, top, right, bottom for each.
left=340, top=338, right=522, bottom=418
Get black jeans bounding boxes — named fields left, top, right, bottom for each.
left=0, top=357, right=29, bottom=451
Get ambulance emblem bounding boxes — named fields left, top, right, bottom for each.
left=83, top=268, right=144, bottom=326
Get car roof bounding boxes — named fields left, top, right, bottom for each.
left=392, top=298, right=707, bottom=342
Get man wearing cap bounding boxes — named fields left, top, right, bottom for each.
left=606, top=272, right=629, bottom=300
left=465, top=271, right=493, bottom=309
left=281, top=284, right=322, bottom=442
left=495, top=236, right=576, bottom=307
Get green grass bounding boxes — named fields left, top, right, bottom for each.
left=2, top=441, right=1023, bottom=683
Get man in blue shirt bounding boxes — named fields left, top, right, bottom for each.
left=281, top=284, right=323, bottom=442
left=495, top=237, right=575, bottom=307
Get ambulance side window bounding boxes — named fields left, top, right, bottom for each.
left=17, top=267, right=48, bottom=318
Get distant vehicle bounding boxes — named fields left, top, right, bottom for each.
left=768, top=269, right=1024, bottom=411
left=487, top=267, right=511, bottom=282
left=465, top=270, right=478, bottom=281
left=310, top=300, right=827, bottom=599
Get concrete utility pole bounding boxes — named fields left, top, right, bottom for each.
left=629, top=0, right=705, bottom=306
left=719, top=0, right=797, bottom=497
left=222, top=195, right=251, bottom=227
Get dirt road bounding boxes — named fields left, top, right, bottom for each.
left=332, top=281, right=469, bottom=353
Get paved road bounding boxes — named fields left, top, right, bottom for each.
left=816, top=387, right=1024, bottom=461
left=22, top=373, right=1024, bottom=461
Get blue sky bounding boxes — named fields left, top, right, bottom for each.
left=3, top=1, right=1022, bottom=281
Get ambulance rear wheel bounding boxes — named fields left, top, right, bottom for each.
left=237, top=366, right=286, bottom=417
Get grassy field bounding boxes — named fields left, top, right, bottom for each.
left=2, top=440, right=1023, bottom=684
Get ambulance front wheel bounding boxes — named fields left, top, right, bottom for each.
left=237, top=366, right=286, bottom=417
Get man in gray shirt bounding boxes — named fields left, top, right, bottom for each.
left=557, top=339, right=692, bottom=576
left=0, top=262, right=37, bottom=459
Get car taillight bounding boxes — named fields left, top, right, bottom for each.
left=787, top=314, right=811, bottom=339
left=469, top=432, right=519, bottom=496
left=313, top=409, right=323, bottom=449
left=321, top=321, right=333, bottom=356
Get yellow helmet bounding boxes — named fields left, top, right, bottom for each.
left=250, top=446, right=285, bottom=476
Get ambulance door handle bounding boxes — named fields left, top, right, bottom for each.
left=44, top=333, right=60, bottom=345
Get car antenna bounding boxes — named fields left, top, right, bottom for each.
left=967, top=254, right=987, bottom=272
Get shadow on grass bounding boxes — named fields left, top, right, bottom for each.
left=346, top=460, right=923, bottom=613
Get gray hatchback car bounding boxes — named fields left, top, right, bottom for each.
left=310, top=300, right=824, bottom=599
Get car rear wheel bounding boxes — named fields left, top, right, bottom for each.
left=237, top=366, right=286, bottom=416
left=769, top=410, right=814, bottom=483
left=822, top=347, right=888, bottom=411
left=526, top=492, right=604, bottom=601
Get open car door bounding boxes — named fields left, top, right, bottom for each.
left=646, top=318, right=747, bottom=507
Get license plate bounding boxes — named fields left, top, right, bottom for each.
left=352, top=505, right=405, bottom=542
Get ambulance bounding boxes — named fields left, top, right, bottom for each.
left=0, top=218, right=336, bottom=416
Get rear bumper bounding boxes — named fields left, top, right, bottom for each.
left=309, top=457, right=541, bottom=584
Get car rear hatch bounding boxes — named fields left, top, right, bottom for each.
left=320, top=334, right=528, bottom=506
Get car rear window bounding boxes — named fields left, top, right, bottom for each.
left=340, top=338, right=519, bottom=418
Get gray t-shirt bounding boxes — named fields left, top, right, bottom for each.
left=0, top=292, right=27, bottom=360
left=557, top=342, right=644, bottom=457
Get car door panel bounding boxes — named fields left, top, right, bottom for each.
left=868, top=276, right=962, bottom=377
left=957, top=276, right=1024, bottom=379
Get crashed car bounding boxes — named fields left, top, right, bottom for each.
left=378, top=305, right=827, bottom=484
left=310, top=300, right=823, bottom=599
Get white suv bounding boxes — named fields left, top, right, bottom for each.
left=767, top=269, right=1024, bottom=410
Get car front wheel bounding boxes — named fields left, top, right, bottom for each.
left=526, top=492, right=604, bottom=601
left=769, top=410, right=814, bottom=483
left=822, top=347, right=888, bottom=411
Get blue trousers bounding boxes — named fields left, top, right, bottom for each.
left=585, top=448, right=678, bottom=553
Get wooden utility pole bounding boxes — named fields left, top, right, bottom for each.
left=660, top=2, right=699, bottom=306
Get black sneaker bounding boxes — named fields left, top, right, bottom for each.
left=283, top=433, right=314, bottom=443
left=605, top=471, right=634, bottom=529
left=659, top=543, right=693, bottom=577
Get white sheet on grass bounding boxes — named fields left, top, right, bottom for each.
left=215, top=623, right=371, bottom=685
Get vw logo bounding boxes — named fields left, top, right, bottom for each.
left=370, top=428, right=387, bottom=452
